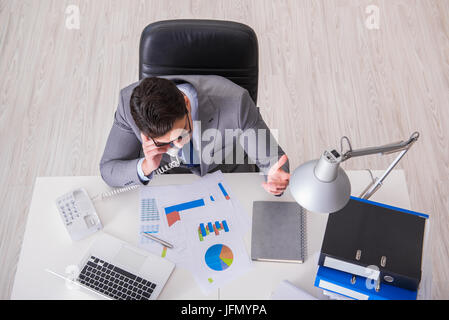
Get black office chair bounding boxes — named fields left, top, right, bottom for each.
left=139, top=19, right=259, bottom=104
left=139, top=19, right=260, bottom=172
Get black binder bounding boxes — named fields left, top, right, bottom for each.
left=318, top=197, right=428, bottom=291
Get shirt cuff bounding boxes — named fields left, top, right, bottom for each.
left=137, top=158, right=153, bottom=182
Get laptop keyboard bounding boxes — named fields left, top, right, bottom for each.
left=77, top=255, right=157, bottom=300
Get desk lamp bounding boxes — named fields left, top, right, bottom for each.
left=289, top=132, right=420, bottom=213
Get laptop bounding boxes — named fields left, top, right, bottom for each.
left=49, top=232, right=175, bottom=300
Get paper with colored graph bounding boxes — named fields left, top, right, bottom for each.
left=182, top=213, right=251, bottom=294
left=138, top=171, right=252, bottom=293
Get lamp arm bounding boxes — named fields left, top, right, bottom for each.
left=359, top=148, right=408, bottom=199
left=341, top=132, right=419, bottom=162
left=344, top=131, right=420, bottom=200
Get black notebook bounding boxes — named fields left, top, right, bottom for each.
left=319, top=196, right=428, bottom=291
left=251, top=201, right=306, bottom=263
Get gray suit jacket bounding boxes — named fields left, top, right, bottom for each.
left=100, top=75, right=288, bottom=187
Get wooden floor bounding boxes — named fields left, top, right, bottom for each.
left=0, top=0, right=448, bottom=299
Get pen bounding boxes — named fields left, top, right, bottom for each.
left=141, top=232, right=174, bottom=249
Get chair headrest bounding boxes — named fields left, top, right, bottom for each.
left=139, top=19, right=259, bottom=103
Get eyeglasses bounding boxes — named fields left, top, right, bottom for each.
left=150, top=112, right=192, bottom=147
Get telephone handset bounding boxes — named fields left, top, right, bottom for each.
left=154, top=151, right=181, bottom=175
left=166, top=146, right=181, bottom=157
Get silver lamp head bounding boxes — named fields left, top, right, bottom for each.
left=289, top=150, right=351, bottom=214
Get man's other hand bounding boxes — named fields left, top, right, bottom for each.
left=262, top=154, right=290, bottom=196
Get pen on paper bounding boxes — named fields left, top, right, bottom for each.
left=141, top=232, right=174, bottom=249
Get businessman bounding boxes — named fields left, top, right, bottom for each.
left=100, top=75, right=290, bottom=195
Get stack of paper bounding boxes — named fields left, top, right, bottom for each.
left=138, top=171, right=252, bottom=294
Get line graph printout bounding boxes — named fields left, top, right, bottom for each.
left=139, top=171, right=252, bottom=292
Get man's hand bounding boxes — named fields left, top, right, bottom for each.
left=140, top=133, right=170, bottom=176
left=262, top=154, right=290, bottom=196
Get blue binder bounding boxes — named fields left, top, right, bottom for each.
left=315, top=266, right=417, bottom=300
left=319, top=196, right=429, bottom=291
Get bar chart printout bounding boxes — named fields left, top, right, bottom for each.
left=139, top=171, right=252, bottom=295
left=198, top=220, right=230, bottom=241
left=164, top=198, right=205, bottom=227
left=218, top=183, right=230, bottom=200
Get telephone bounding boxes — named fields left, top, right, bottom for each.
left=55, top=188, right=103, bottom=241
left=55, top=149, right=183, bottom=241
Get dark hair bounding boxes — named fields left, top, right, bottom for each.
left=130, top=77, right=187, bottom=138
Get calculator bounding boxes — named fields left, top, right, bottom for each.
left=55, top=188, right=103, bottom=241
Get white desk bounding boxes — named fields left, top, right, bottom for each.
left=11, top=170, right=432, bottom=299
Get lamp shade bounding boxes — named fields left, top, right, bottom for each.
left=289, top=159, right=351, bottom=214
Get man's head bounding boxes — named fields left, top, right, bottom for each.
left=130, top=77, right=191, bottom=147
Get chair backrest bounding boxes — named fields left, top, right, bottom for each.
left=139, top=19, right=259, bottom=104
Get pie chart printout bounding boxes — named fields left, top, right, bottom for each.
left=204, top=244, right=234, bottom=271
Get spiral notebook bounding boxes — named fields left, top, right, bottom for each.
left=251, top=201, right=306, bottom=263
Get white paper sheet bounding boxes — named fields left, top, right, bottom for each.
left=138, top=171, right=252, bottom=294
